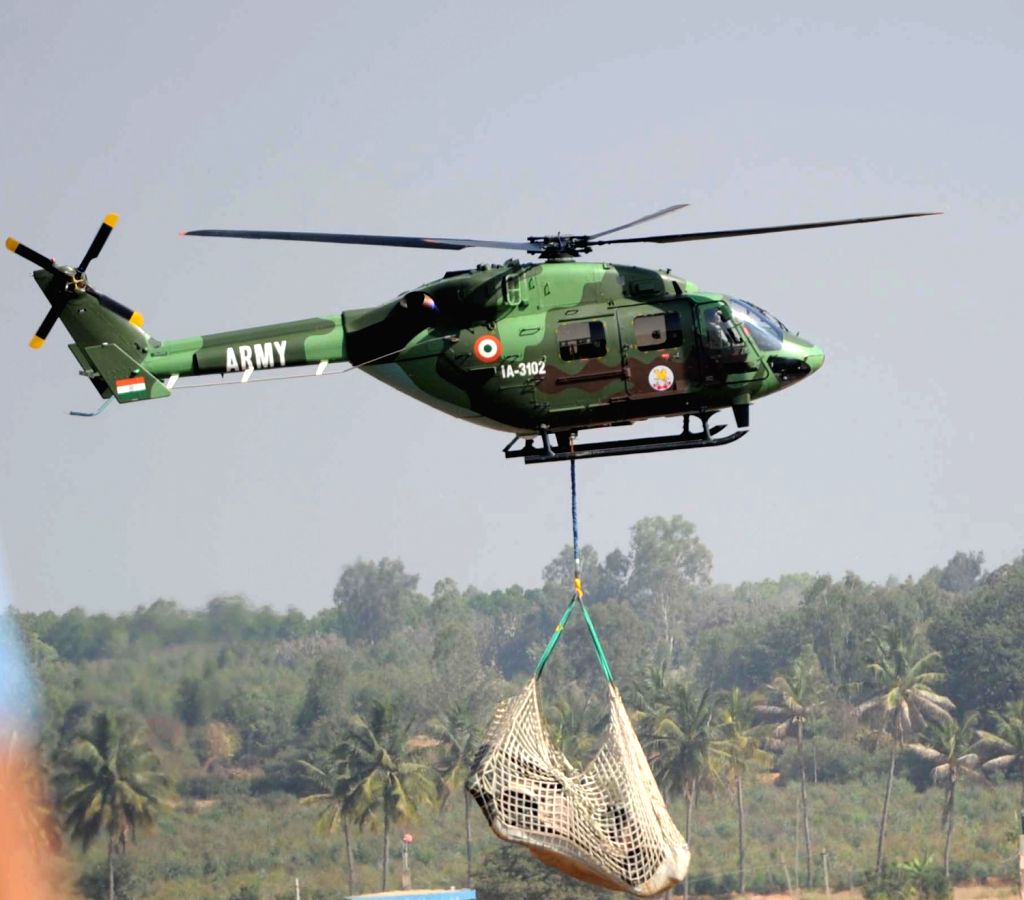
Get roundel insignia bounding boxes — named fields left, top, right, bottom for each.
left=473, top=334, right=502, bottom=363
left=648, top=364, right=675, bottom=392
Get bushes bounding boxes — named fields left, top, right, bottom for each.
left=863, top=858, right=951, bottom=899
left=774, top=735, right=888, bottom=784
left=76, top=855, right=148, bottom=900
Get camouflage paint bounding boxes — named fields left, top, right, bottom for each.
left=34, top=258, right=824, bottom=438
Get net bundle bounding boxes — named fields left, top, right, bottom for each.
left=467, top=675, right=690, bottom=896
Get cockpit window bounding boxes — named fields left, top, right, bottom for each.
left=704, top=307, right=743, bottom=348
left=729, top=298, right=786, bottom=352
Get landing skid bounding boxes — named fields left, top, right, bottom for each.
left=503, top=417, right=747, bottom=464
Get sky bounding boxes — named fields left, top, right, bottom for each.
left=1, top=0, right=1021, bottom=615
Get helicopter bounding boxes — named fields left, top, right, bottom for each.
left=6, top=205, right=937, bottom=463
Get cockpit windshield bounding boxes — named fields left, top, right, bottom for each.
left=729, top=297, right=786, bottom=352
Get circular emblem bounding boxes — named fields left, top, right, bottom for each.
left=648, top=364, right=675, bottom=392
left=473, top=334, right=502, bottom=363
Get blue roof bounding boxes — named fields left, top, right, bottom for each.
left=348, top=892, right=475, bottom=900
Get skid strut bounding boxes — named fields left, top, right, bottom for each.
left=503, top=412, right=747, bottom=464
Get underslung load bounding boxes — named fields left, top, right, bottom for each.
left=466, top=463, right=689, bottom=896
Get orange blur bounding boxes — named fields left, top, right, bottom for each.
left=0, top=742, right=58, bottom=900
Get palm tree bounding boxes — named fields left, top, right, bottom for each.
left=297, top=757, right=359, bottom=896
left=431, top=702, right=480, bottom=888
left=977, top=699, right=1024, bottom=809
left=629, top=660, right=671, bottom=717
left=647, top=680, right=717, bottom=839
left=905, top=712, right=984, bottom=876
left=340, top=698, right=435, bottom=891
left=755, top=656, right=822, bottom=887
left=857, top=628, right=954, bottom=873
left=55, top=711, right=168, bottom=900
left=642, top=678, right=717, bottom=899
left=714, top=688, right=772, bottom=895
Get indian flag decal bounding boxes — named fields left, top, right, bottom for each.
left=115, top=376, right=147, bottom=396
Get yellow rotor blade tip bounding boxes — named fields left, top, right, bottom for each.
left=29, top=335, right=45, bottom=349
left=104, top=213, right=120, bottom=228
left=5, top=237, right=19, bottom=252
left=129, top=311, right=144, bottom=327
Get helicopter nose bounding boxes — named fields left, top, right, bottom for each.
left=766, top=337, right=824, bottom=382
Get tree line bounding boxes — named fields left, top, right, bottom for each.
left=8, top=518, right=1024, bottom=898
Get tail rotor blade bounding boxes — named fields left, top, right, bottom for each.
left=6, top=237, right=61, bottom=276
left=30, top=305, right=63, bottom=349
left=88, top=287, right=144, bottom=327
left=78, top=213, right=119, bottom=272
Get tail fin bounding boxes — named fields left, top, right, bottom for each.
left=8, top=215, right=168, bottom=405
left=32, top=270, right=168, bottom=403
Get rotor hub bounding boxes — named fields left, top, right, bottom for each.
left=526, top=235, right=594, bottom=259
left=62, top=267, right=89, bottom=293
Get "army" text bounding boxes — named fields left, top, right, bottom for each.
left=224, top=340, right=287, bottom=373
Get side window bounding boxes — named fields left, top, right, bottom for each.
left=558, top=320, right=607, bottom=361
left=635, top=312, right=682, bottom=350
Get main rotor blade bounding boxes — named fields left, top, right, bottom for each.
left=78, top=213, right=119, bottom=272
left=587, top=202, right=690, bottom=240
left=30, top=305, right=63, bottom=349
left=591, top=212, right=942, bottom=247
left=5, top=237, right=62, bottom=275
left=183, top=229, right=537, bottom=253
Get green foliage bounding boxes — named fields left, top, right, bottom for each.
left=930, top=554, right=1024, bottom=711
left=17, top=597, right=313, bottom=666
left=775, top=734, right=887, bottom=783
left=626, top=515, right=712, bottom=659
left=295, top=650, right=351, bottom=732
left=10, top=536, right=1024, bottom=898
left=475, top=842, right=612, bottom=900
left=642, top=675, right=717, bottom=809
left=979, top=698, right=1024, bottom=807
left=542, top=543, right=629, bottom=605
left=76, top=853, right=148, bottom=900
left=176, top=674, right=219, bottom=727
left=335, top=694, right=436, bottom=890
left=696, top=609, right=804, bottom=690
left=858, top=628, right=953, bottom=744
left=863, top=857, right=952, bottom=899
left=56, top=710, right=170, bottom=852
left=332, top=558, right=423, bottom=645
left=937, top=550, right=984, bottom=594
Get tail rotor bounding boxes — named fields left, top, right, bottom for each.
left=6, top=214, right=144, bottom=349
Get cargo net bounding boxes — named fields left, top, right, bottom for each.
left=467, top=676, right=690, bottom=896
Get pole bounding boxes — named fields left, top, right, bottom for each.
left=295, top=876, right=300, bottom=900
left=795, top=794, right=800, bottom=890
left=822, top=851, right=830, bottom=899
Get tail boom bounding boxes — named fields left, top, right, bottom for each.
left=142, top=316, right=348, bottom=380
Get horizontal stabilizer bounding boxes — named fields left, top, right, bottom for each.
left=78, top=343, right=171, bottom=403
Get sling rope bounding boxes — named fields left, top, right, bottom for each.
left=534, top=457, right=613, bottom=683
left=467, top=454, right=690, bottom=896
